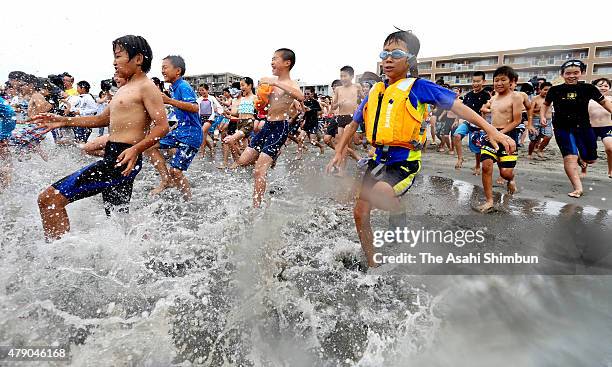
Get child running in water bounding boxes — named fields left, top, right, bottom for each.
left=541, top=60, right=612, bottom=197
left=326, top=30, right=514, bottom=268
left=0, top=95, right=16, bottom=190
left=232, top=48, right=304, bottom=207
left=33, top=35, right=170, bottom=240
left=478, top=66, right=523, bottom=213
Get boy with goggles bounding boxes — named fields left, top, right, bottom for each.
left=326, top=30, right=515, bottom=269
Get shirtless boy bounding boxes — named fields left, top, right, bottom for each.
left=478, top=66, right=523, bottom=213
left=527, top=82, right=553, bottom=159
left=34, top=35, right=170, bottom=240
left=232, top=48, right=304, bottom=207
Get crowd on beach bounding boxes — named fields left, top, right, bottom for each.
left=1, top=31, right=610, bottom=269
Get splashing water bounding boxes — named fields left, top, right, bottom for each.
left=1, top=140, right=611, bottom=366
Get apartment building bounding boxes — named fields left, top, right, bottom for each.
left=377, top=41, right=612, bottom=90
left=183, top=72, right=243, bottom=95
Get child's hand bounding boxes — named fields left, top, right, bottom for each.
left=30, top=113, right=66, bottom=133
left=116, top=147, right=140, bottom=176
left=488, top=130, right=516, bottom=154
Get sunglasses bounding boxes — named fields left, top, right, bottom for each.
left=379, top=49, right=414, bottom=60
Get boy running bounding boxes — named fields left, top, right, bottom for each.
left=527, top=82, right=553, bottom=159
left=232, top=48, right=304, bottom=208
left=587, top=78, right=612, bottom=178
left=541, top=60, right=612, bottom=197
left=33, top=35, right=170, bottom=240
left=478, top=66, right=523, bottom=213
left=326, top=30, right=514, bottom=268
left=147, top=55, right=201, bottom=200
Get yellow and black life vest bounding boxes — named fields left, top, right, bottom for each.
left=363, top=78, right=428, bottom=150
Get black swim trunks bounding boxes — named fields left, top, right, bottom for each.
left=336, top=114, right=353, bottom=128
left=52, top=142, right=143, bottom=215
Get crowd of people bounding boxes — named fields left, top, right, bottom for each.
left=0, top=31, right=610, bottom=269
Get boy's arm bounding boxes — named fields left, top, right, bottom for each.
left=480, top=100, right=492, bottom=114
left=330, top=88, right=339, bottom=111
left=31, top=106, right=110, bottom=131
left=598, top=98, right=612, bottom=114
left=450, top=100, right=515, bottom=153
left=527, top=98, right=537, bottom=131
left=116, top=83, right=170, bottom=176
left=273, top=80, right=305, bottom=102
left=326, top=120, right=359, bottom=173
left=162, top=93, right=199, bottom=113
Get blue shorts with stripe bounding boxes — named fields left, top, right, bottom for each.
left=52, top=142, right=142, bottom=214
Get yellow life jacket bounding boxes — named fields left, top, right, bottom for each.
left=364, top=78, right=428, bottom=150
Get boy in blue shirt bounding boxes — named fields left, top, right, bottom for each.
left=147, top=55, right=201, bottom=200
left=326, top=30, right=515, bottom=269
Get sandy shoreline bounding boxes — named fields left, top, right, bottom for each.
left=419, top=139, right=611, bottom=211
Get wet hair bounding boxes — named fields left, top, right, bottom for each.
left=22, top=74, right=37, bottom=86
left=8, top=71, right=26, bottom=81
left=520, top=82, right=534, bottom=95
left=331, top=79, right=342, bottom=88
left=242, top=77, right=255, bottom=94
left=163, top=55, right=186, bottom=76
left=359, top=71, right=382, bottom=84
left=198, top=83, right=209, bottom=91
left=305, top=86, right=315, bottom=94
left=35, top=78, right=53, bottom=91
left=77, top=80, right=90, bottom=92
left=340, top=66, right=354, bottom=77
left=384, top=29, right=420, bottom=77
left=113, top=35, right=153, bottom=73
left=231, top=81, right=241, bottom=89
left=222, top=87, right=230, bottom=94
left=540, top=82, right=552, bottom=89
left=592, top=77, right=611, bottom=88
left=275, top=48, right=296, bottom=70
left=473, top=71, right=486, bottom=80
left=560, top=59, right=586, bottom=74
left=151, top=77, right=165, bottom=92
left=100, top=79, right=112, bottom=92
left=493, top=66, right=518, bottom=82
left=383, top=30, right=420, bottom=57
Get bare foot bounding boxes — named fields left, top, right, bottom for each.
left=527, top=154, right=533, bottom=160
left=454, top=157, right=464, bottom=169
left=150, top=180, right=174, bottom=196
left=472, top=167, right=481, bottom=176
left=536, top=150, right=544, bottom=159
left=507, top=180, right=517, bottom=195
left=496, top=177, right=505, bottom=185
left=477, top=201, right=495, bottom=214
left=567, top=190, right=583, bottom=198
left=579, top=166, right=587, bottom=179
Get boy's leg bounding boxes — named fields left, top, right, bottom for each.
left=603, top=136, right=612, bottom=177
left=253, top=153, right=274, bottom=208
left=355, top=181, right=403, bottom=268
left=38, top=186, right=71, bottom=240
left=146, top=145, right=173, bottom=195
left=453, top=124, right=467, bottom=169
left=499, top=167, right=516, bottom=194
left=478, top=158, right=495, bottom=213
left=170, top=168, right=192, bottom=201
left=563, top=155, right=583, bottom=196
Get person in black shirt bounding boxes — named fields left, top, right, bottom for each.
left=301, top=86, right=324, bottom=154
left=541, top=60, right=612, bottom=198
left=453, top=71, right=491, bottom=175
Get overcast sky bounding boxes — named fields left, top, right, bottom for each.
left=1, top=0, right=610, bottom=91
